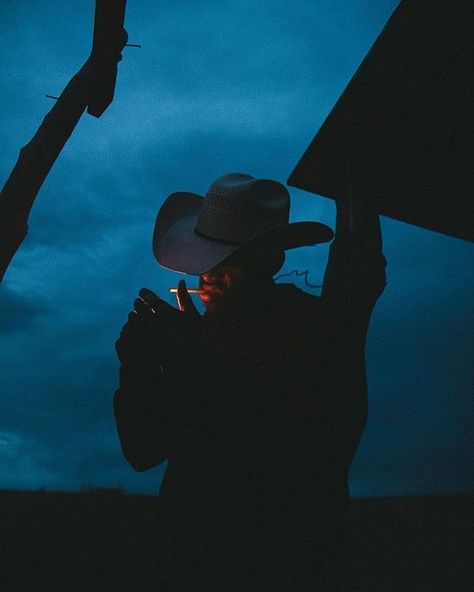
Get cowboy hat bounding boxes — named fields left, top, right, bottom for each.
left=153, top=173, right=334, bottom=275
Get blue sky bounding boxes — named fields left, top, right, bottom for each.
left=0, top=0, right=472, bottom=496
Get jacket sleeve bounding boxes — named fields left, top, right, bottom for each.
left=322, top=197, right=386, bottom=333
left=113, top=356, right=207, bottom=472
left=320, top=196, right=386, bottom=404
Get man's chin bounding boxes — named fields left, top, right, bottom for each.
left=200, top=291, right=225, bottom=310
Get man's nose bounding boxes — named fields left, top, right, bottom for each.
left=200, top=273, right=216, bottom=284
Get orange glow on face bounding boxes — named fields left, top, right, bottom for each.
left=199, top=265, right=248, bottom=310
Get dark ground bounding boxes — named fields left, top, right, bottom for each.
left=0, top=490, right=472, bottom=591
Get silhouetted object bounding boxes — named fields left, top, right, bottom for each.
left=88, top=0, right=128, bottom=117
left=288, top=0, right=474, bottom=242
left=1, top=490, right=472, bottom=592
left=114, top=174, right=386, bottom=591
left=0, top=0, right=128, bottom=283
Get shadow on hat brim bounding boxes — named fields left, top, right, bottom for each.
left=153, top=192, right=334, bottom=275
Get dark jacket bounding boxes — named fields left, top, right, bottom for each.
left=114, top=204, right=386, bottom=591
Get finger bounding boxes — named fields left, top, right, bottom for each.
left=177, top=279, right=200, bottom=318
left=120, top=318, right=144, bottom=340
left=139, top=287, right=180, bottom=317
left=133, top=297, right=156, bottom=318
left=126, top=311, right=148, bottom=327
left=115, top=337, right=135, bottom=356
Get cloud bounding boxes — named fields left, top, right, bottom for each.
left=0, top=284, right=53, bottom=334
left=2, top=0, right=473, bottom=498
left=0, top=425, right=165, bottom=493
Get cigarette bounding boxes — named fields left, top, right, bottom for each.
left=169, top=287, right=203, bottom=294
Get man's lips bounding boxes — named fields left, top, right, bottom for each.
left=199, top=285, right=225, bottom=302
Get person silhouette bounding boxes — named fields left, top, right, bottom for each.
left=114, top=172, right=386, bottom=591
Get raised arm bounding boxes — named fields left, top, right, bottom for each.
left=315, top=192, right=387, bottom=422
left=113, top=282, right=210, bottom=471
left=114, top=357, right=204, bottom=471
left=322, top=193, right=386, bottom=350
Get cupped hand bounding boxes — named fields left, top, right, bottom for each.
left=115, top=280, right=202, bottom=369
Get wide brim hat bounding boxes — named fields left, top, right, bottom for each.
left=153, top=173, right=334, bottom=275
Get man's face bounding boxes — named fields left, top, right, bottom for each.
left=199, top=265, right=247, bottom=311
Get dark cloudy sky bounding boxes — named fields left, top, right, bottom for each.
left=1, top=0, right=472, bottom=496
